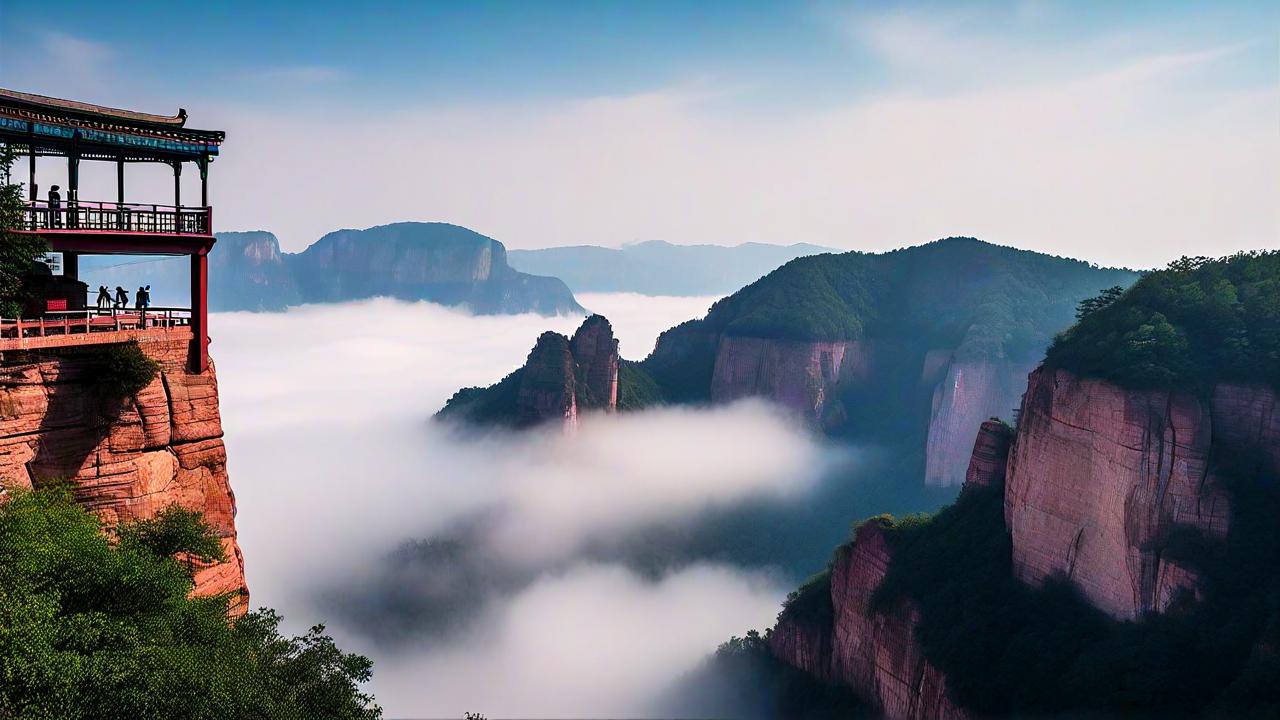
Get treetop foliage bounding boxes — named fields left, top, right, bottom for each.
left=0, top=486, right=382, bottom=720
left=696, top=237, right=1137, bottom=359
left=1046, top=251, right=1280, bottom=391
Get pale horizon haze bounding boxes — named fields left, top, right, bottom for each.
left=1, top=1, right=1276, bottom=268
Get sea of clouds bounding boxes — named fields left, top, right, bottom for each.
left=214, top=293, right=834, bottom=717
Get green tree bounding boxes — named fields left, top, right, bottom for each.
left=0, top=486, right=383, bottom=720
left=0, top=145, right=49, bottom=319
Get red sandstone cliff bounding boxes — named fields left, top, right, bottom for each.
left=709, top=337, right=870, bottom=428
left=516, top=332, right=580, bottom=427
left=924, top=354, right=1036, bottom=487
left=1005, top=367, right=1277, bottom=619
left=571, top=314, right=620, bottom=409
left=0, top=335, right=248, bottom=613
left=707, top=332, right=1032, bottom=485
left=769, top=365, right=1279, bottom=715
left=512, top=315, right=620, bottom=427
left=965, top=418, right=1014, bottom=489
left=769, top=520, right=974, bottom=720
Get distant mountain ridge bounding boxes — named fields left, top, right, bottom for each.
left=507, top=240, right=835, bottom=296
left=80, top=223, right=583, bottom=315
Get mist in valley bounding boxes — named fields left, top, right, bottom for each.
left=214, top=295, right=949, bottom=717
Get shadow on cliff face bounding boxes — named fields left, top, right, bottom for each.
left=22, top=350, right=131, bottom=489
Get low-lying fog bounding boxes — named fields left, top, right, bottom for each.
left=216, top=293, right=847, bottom=717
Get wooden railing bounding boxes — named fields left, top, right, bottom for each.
left=0, top=307, right=192, bottom=340
left=21, top=200, right=211, bottom=235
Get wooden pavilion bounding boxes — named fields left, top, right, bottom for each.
left=0, top=88, right=225, bottom=372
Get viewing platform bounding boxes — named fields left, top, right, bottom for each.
left=0, top=307, right=193, bottom=352
left=1, top=88, right=225, bottom=371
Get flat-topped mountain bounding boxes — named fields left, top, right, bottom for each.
left=508, top=239, right=835, bottom=296
left=81, top=222, right=583, bottom=316
left=442, top=237, right=1139, bottom=486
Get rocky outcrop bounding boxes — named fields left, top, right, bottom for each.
left=0, top=336, right=247, bottom=614
left=925, top=356, right=1036, bottom=487
left=710, top=337, right=870, bottom=427
left=570, top=315, right=620, bottom=409
left=443, top=315, right=622, bottom=428
left=965, top=419, right=1014, bottom=488
left=770, top=522, right=973, bottom=720
left=516, top=332, right=579, bottom=427
left=1003, top=367, right=1280, bottom=620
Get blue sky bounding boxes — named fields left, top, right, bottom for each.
left=1, top=1, right=1276, bottom=265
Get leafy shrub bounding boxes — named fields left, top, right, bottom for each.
left=0, top=486, right=383, bottom=719
left=90, top=341, right=161, bottom=400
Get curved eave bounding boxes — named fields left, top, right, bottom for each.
left=0, top=87, right=186, bottom=127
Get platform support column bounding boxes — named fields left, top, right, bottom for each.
left=190, top=251, right=209, bottom=373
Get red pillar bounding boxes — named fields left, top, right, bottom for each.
left=190, top=251, right=209, bottom=373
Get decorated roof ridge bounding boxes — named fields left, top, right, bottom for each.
left=0, top=87, right=187, bottom=127
left=0, top=87, right=225, bottom=147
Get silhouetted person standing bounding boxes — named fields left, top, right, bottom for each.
left=95, top=285, right=110, bottom=309
left=114, top=286, right=128, bottom=309
left=48, top=185, right=61, bottom=228
left=143, top=285, right=152, bottom=308
left=135, top=287, right=145, bottom=310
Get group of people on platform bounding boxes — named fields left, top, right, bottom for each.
left=94, top=285, right=152, bottom=311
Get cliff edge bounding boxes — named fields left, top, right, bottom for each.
left=0, top=336, right=248, bottom=613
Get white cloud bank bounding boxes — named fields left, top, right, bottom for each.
left=214, top=295, right=818, bottom=716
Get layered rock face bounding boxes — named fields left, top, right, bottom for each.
left=1004, top=367, right=1278, bottom=619
left=710, top=337, right=870, bottom=426
left=770, top=522, right=973, bottom=720
left=509, top=315, right=620, bottom=427
left=0, top=337, right=248, bottom=613
left=924, top=356, right=1036, bottom=487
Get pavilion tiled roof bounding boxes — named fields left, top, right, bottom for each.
left=0, top=87, right=189, bottom=127
left=0, top=87, right=225, bottom=151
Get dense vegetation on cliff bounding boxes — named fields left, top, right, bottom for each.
left=696, top=237, right=1137, bottom=352
left=0, top=487, right=382, bottom=719
left=1046, top=251, right=1280, bottom=391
